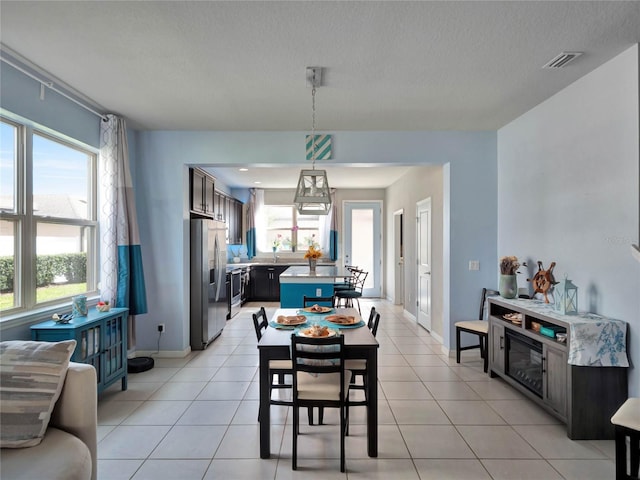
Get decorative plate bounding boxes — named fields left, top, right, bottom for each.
left=325, top=314, right=358, bottom=325
left=503, top=313, right=522, bottom=324
left=276, top=315, right=307, bottom=326
left=298, top=326, right=337, bottom=338
left=302, top=305, right=333, bottom=314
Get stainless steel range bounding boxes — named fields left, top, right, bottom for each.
left=229, top=268, right=242, bottom=318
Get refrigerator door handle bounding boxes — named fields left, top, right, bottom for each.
left=214, top=232, right=222, bottom=301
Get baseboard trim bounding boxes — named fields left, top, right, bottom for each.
left=135, top=347, right=192, bottom=358
left=403, top=309, right=416, bottom=322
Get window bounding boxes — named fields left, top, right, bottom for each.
left=0, top=116, right=98, bottom=315
left=261, top=205, right=320, bottom=253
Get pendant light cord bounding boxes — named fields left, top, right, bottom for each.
left=311, top=83, right=317, bottom=170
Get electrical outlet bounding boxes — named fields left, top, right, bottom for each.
left=469, top=260, right=480, bottom=271
left=157, top=324, right=165, bottom=333
left=316, top=288, right=322, bottom=296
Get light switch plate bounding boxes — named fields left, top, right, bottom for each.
left=469, top=260, right=480, bottom=271
left=316, top=288, right=322, bottom=296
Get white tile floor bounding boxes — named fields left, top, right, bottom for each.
left=97, top=299, right=615, bottom=479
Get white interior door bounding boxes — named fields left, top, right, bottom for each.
left=343, top=201, right=382, bottom=297
left=417, top=198, right=432, bottom=331
left=393, top=209, right=404, bottom=305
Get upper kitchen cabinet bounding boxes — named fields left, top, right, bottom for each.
left=214, top=191, right=226, bottom=222
left=190, top=168, right=215, bottom=217
left=228, top=198, right=243, bottom=245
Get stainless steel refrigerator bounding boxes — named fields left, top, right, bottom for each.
left=190, top=218, right=227, bottom=350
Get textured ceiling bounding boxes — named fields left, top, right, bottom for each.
left=1, top=1, right=638, bottom=188
left=1, top=1, right=638, bottom=133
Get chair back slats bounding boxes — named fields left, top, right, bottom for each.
left=252, top=307, right=268, bottom=341
left=352, top=270, right=368, bottom=293
left=366, top=307, right=377, bottom=330
left=291, top=334, right=345, bottom=376
left=303, top=296, right=335, bottom=307
left=370, top=312, right=381, bottom=337
left=478, top=288, right=500, bottom=320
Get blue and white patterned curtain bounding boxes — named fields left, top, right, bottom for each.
left=246, top=189, right=265, bottom=258
left=246, top=189, right=256, bottom=259
left=320, top=189, right=338, bottom=261
left=100, top=114, right=148, bottom=354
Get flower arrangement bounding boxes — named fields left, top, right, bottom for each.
left=304, top=245, right=322, bottom=260
left=499, top=256, right=524, bottom=275
left=96, top=300, right=110, bottom=312
left=272, top=234, right=282, bottom=249
left=303, top=233, right=319, bottom=248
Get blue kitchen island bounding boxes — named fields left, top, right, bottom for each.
left=279, top=265, right=350, bottom=307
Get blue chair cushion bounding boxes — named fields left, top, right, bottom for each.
left=335, top=290, right=361, bottom=299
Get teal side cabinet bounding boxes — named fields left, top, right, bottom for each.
left=31, top=307, right=129, bottom=394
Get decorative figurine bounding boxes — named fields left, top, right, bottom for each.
left=528, top=261, right=558, bottom=303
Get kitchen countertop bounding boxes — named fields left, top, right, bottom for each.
left=226, top=261, right=335, bottom=272
left=279, top=265, right=350, bottom=283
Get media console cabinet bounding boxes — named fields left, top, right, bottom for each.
left=488, top=297, right=628, bottom=440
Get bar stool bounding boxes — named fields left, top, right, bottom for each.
left=611, top=398, right=640, bottom=480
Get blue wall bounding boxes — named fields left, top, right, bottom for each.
left=1, top=58, right=498, bottom=356
left=134, top=130, right=497, bottom=353
left=0, top=60, right=100, bottom=147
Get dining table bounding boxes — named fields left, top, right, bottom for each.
left=258, top=307, right=379, bottom=459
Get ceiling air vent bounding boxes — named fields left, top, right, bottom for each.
left=542, top=52, right=583, bottom=69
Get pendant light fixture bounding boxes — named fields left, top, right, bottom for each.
left=294, top=67, right=331, bottom=215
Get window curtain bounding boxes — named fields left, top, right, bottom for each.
left=99, top=114, right=148, bottom=355
left=246, top=189, right=256, bottom=258
left=319, top=189, right=338, bottom=261
left=254, top=189, right=266, bottom=252
left=245, top=188, right=265, bottom=258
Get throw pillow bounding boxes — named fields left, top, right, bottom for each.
left=0, top=339, right=77, bottom=448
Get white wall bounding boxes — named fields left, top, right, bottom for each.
left=385, top=166, right=444, bottom=336
left=497, top=45, right=640, bottom=395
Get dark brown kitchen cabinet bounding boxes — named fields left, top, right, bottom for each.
left=250, top=265, right=287, bottom=301
left=190, top=168, right=215, bottom=216
left=227, top=199, right=243, bottom=245
left=213, top=191, right=226, bottom=222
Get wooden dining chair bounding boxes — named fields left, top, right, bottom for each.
left=454, top=288, right=499, bottom=372
left=290, top=333, right=350, bottom=472
left=252, top=307, right=291, bottom=399
left=313, top=307, right=377, bottom=427
left=302, top=295, right=335, bottom=308
left=344, top=310, right=380, bottom=431
left=252, top=307, right=317, bottom=424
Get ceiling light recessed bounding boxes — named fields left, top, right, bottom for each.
left=253, top=181, right=261, bottom=184
left=542, top=52, right=583, bottom=69
left=239, top=168, right=248, bottom=172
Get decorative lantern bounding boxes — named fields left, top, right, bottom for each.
left=293, top=67, right=332, bottom=216
left=554, top=276, right=578, bottom=315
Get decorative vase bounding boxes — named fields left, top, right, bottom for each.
left=308, top=259, right=317, bottom=272
left=499, top=274, right=517, bottom=299
left=72, top=295, right=88, bottom=317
